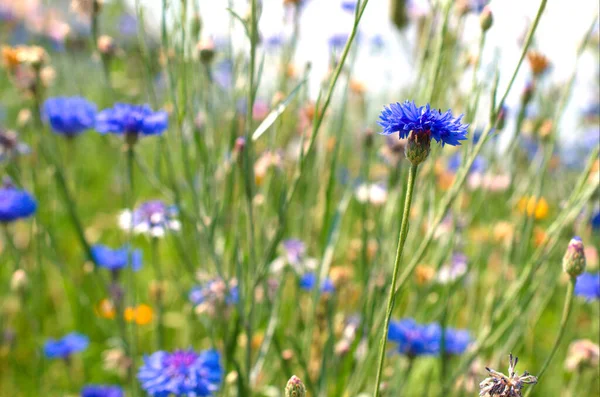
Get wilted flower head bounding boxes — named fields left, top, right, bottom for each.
left=0, top=129, right=30, bottom=162
left=565, top=339, right=599, bottom=372
left=574, top=272, right=600, bottom=301
left=91, top=244, right=142, bottom=273
left=0, top=181, right=37, bottom=223
left=44, top=332, right=89, bottom=359
left=527, top=50, right=550, bottom=76
left=43, top=96, right=97, bottom=137
left=479, top=354, right=537, bottom=396
left=81, top=384, right=123, bottom=397
left=118, top=200, right=180, bottom=238
left=137, top=349, right=222, bottom=396
left=96, top=103, right=168, bottom=144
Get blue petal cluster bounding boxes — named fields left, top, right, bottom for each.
left=81, top=385, right=124, bottom=397
left=590, top=210, right=600, bottom=231
left=378, top=101, right=468, bottom=146
left=96, top=104, right=168, bottom=136
left=0, top=185, right=37, bottom=222
left=188, top=279, right=239, bottom=306
left=575, top=273, right=600, bottom=302
left=43, top=332, right=89, bottom=359
left=447, top=153, right=486, bottom=174
left=137, top=349, right=223, bottom=396
left=299, top=272, right=335, bottom=294
left=388, top=318, right=470, bottom=357
left=91, top=244, right=142, bottom=272
left=43, top=96, right=97, bottom=136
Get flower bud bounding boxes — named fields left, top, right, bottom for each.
left=97, top=35, right=116, bottom=57
left=405, top=130, right=431, bottom=165
left=196, top=39, right=215, bottom=65
left=285, top=375, right=306, bottom=397
left=563, top=236, right=586, bottom=277
left=479, top=7, right=493, bottom=32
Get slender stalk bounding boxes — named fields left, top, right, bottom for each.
left=373, top=163, right=419, bottom=397
left=151, top=237, right=164, bottom=349
left=125, top=145, right=138, bottom=397
left=526, top=278, right=576, bottom=394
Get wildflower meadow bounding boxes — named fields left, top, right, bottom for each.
left=1, top=0, right=599, bottom=396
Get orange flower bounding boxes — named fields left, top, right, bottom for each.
left=124, top=304, right=153, bottom=325
left=96, top=299, right=116, bottom=319
left=1, top=46, right=20, bottom=70
left=527, top=51, right=550, bottom=76
left=517, top=196, right=549, bottom=220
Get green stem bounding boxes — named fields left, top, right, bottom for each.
left=526, top=277, right=576, bottom=394
left=125, top=145, right=138, bottom=397
left=151, top=237, right=164, bottom=349
left=373, top=163, right=419, bottom=397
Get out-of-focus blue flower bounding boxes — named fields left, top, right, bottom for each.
left=213, top=60, right=233, bottom=90
left=189, top=279, right=239, bottom=307
left=119, top=200, right=180, bottom=238
left=378, top=101, right=468, bottom=147
left=389, top=319, right=471, bottom=357
left=341, top=0, right=357, bottom=13
left=91, top=245, right=142, bottom=272
left=0, top=182, right=37, bottom=223
left=44, top=332, right=89, bottom=359
left=447, top=153, right=486, bottom=174
left=591, top=211, right=600, bottom=231
left=43, top=97, right=97, bottom=137
left=81, top=385, right=124, bottom=397
left=370, top=34, right=385, bottom=50
left=96, top=104, right=168, bottom=137
left=263, top=33, right=284, bottom=50
left=469, top=0, right=490, bottom=13
left=388, top=318, right=440, bottom=356
left=299, top=273, right=335, bottom=294
left=328, top=32, right=350, bottom=50
left=443, top=328, right=471, bottom=355
left=575, top=273, right=600, bottom=301
left=0, top=129, right=30, bottom=162
left=119, top=14, right=138, bottom=37
left=137, top=349, right=223, bottom=396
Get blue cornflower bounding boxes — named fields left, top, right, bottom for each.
left=443, top=328, right=471, bottom=355
left=574, top=273, right=600, bottom=302
left=299, top=273, right=335, bottom=294
left=81, top=385, right=124, bottom=397
left=119, top=200, right=180, bottom=238
left=138, top=349, right=223, bottom=396
left=388, top=318, right=440, bottom=357
left=43, top=96, right=97, bottom=137
left=447, top=153, right=486, bottom=174
left=44, top=332, right=89, bottom=359
left=0, top=183, right=37, bottom=223
left=96, top=103, right=168, bottom=138
left=189, top=279, right=239, bottom=307
left=341, top=0, right=357, bottom=13
left=378, top=101, right=468, bottom=147
left=91, top=244, right=142, bottom=272
left=590, top=210, right=600, bottom=231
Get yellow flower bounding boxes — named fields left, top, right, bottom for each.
left=124, top=304, right=153, bottom=325
left=517, top=196, right=549, bottom=220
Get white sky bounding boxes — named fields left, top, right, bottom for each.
left=129, top=0, right=600, bottom=147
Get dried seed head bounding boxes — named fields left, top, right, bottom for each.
left=479, top=354, right=537, bottom=396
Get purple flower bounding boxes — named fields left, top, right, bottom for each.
left=378, top=101, right=469, bottom=147
left=575, top=273, right=600, bottom=302
left=96, top=104, right=168, bottom=137
left=0, top=129, right=31, bottom=162
left=137, top=349, right=223, bottom=396
left=44, top=332, right=89, bottom=359
left=0, top=182, right=37, bottom=223
left=43, top=96, right=97, bottom=137
left=91, top=244, right=142, bottom=272
left=189, top=279, right=239, bottom=307
left=119, top=200, right=180, bottom=238
left=81, top=385, right=124, bottom=397
left=283, top=239, right=306, bottom=265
